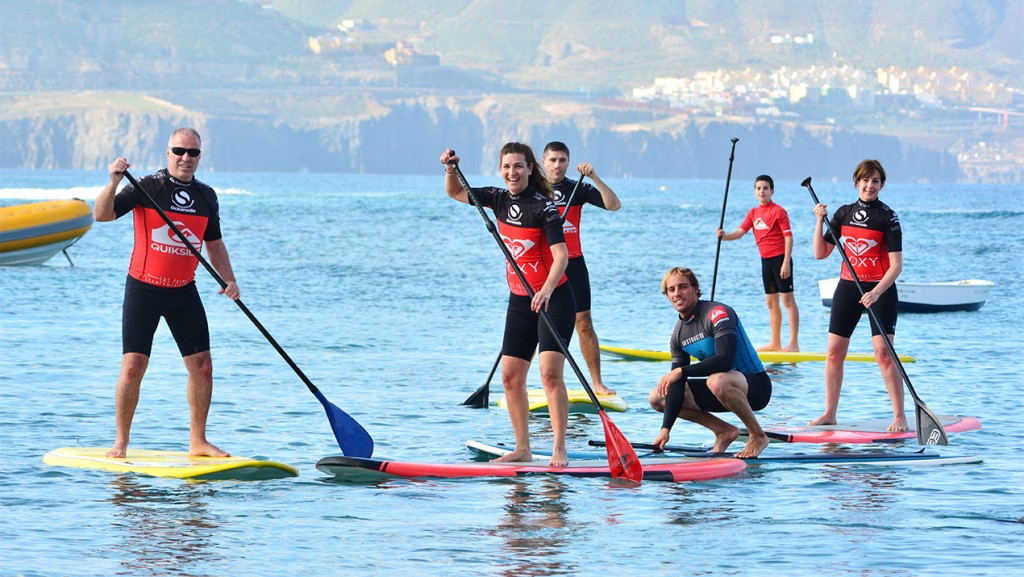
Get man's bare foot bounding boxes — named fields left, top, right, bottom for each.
left=711, top=427, right=741, bottom=453
left=106, top=443, right=128, bottom=459
left=887, top=415, right=909, bottom=432
left=782, top=344, right=800, bottom=352
left=808, top=414, right=837, bottom=426
left=594, top=383, right=616, bottom=396
left=493, top=449, right=532, bottom=463
left=190, top=441, right=230, bottom=458
left=735, top=433, right=770, bottom=458
left=548, top=449, right=569, bottom=468
left=756, top=343, right=782, bottom=352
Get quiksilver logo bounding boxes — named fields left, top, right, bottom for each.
left=151, top=221, right=201, bottom=251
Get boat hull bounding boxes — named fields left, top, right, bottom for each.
left=0, top=199, right=93, bottom=265
left=818, top=278, right=993, bottom=313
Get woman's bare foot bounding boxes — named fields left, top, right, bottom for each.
left=735, top=433, right=770, bottom=458
left=782, top=344, right=800, bottom=352
left=887, top=415, right=909, bottom=432
left=190, top=441, right=230, bottom=458
left=548, top=448, right=569, bottom=468
left=756, top=343, right=782, bottom=352
left=808, top=414, right=837, bottom=426
left=493, top=449, right=532, bottom=463
left=711, top=427, right=741, bottom=453
left=594, top=383, right=616, bottom=396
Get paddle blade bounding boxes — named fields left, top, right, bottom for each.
left=313, top=388, right=375, bottom=457
left=598, top=412, right=644, bottom=483
left=461, top=382, right=489, bottom=408
left=915, top=403, right=949, bottom=446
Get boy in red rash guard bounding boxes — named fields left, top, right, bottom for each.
left=717, top=174, right=800, bottom=352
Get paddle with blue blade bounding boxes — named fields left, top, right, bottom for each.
left=802, top=176, right=948, bottom=446
left=446, top=153, right=642, bottom=482
left=460, top=175, right=587, bottom=409
left=121, top=170, right=374, bottom=457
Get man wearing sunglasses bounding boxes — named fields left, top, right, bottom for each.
left=95, top=127, right=240, bottom=459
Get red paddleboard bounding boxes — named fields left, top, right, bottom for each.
left=316, top=455, right=745, bottom=483
left=758, top=415, right=981, bottom=444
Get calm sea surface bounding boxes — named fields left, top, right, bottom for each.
left=2, top=168, right=1022, bottom=576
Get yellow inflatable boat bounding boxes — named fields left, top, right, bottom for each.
left=0, top=199, right=93, bottom=265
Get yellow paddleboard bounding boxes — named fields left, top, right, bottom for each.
left=599, top=345, right=916, bottom=364
left=43, top=447, right=298, bottom=481
left=497, top=389, right=627, bottom=414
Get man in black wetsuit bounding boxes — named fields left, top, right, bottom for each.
left=648, top=267, right=772, bottom=458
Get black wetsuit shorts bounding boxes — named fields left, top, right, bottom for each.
left=564, top=255, right=592, bottom=313
left=122, top=275, right=210, bottom=357
left=828, top=279, right=898, bottom=338
left=761, top=254, right=794, bottom=294
left=687, top=372, right=772, bottom=413
left=501, top=282, right=576, bottom=360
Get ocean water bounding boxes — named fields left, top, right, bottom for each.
left=1, top=168, right=1022, bottom=577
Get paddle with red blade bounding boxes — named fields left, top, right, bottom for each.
left=121, top=170, right=375, bottom=458
left=803, top=176, right=948, bottom=446
left=446, top=152, right=642, bottom=482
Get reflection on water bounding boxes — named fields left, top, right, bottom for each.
left=491, top=479, right=579, bottom=577
left=106, top=477, right=223, bottom=577
left=820, top=467, right=900, bottom=514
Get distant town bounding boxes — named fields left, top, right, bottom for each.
left=626, top=63, right=1022, bottom=184
left=305, top=21, right=1022, bottom=184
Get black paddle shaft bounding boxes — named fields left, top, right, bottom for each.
left=446, top=158, right=607, bottom=410
left=802, top=176, right=948, bottom=445
left=559, top=174, right=585, bottom=225
left=710, top=138, right=739, bottom=301
left=121, top=170, right=323, bottom=396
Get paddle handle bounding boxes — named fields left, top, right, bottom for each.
left=559, top=174, right=585, bottom=225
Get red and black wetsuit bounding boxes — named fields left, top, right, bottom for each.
left=471, top=185, right=575, bottom=360
left=552, top=178, right=609, bottom=312
left=113, top=169, right=223, bottom=356
left=115, top=169, right=222, bottom=288
left=825, top=198, right=902, bottom=337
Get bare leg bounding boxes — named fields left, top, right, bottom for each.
left=107, top=353, right=149, bottom=458
left=874, top=334, right=907, bottom=432
left=781, top=291, right=800, bottom=352
left=809, top=333, right=850, bottom=426
left=493, top=356, right=534, bottom=463
left=707, top=372, right=769, bottom=458
left=538, top=350, right=569, bottom=467
left=183, top=351, right=229, bottom=457
left=576, top=311, right=614, bottom=395
left=757, top=293, right=783, bottom=352
left=647, top=386, right=740, bottom=453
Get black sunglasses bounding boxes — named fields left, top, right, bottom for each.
left=170, top=147, right=201, bottom=158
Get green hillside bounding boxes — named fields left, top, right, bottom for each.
left=0, top=0, right=1019, bottom=93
